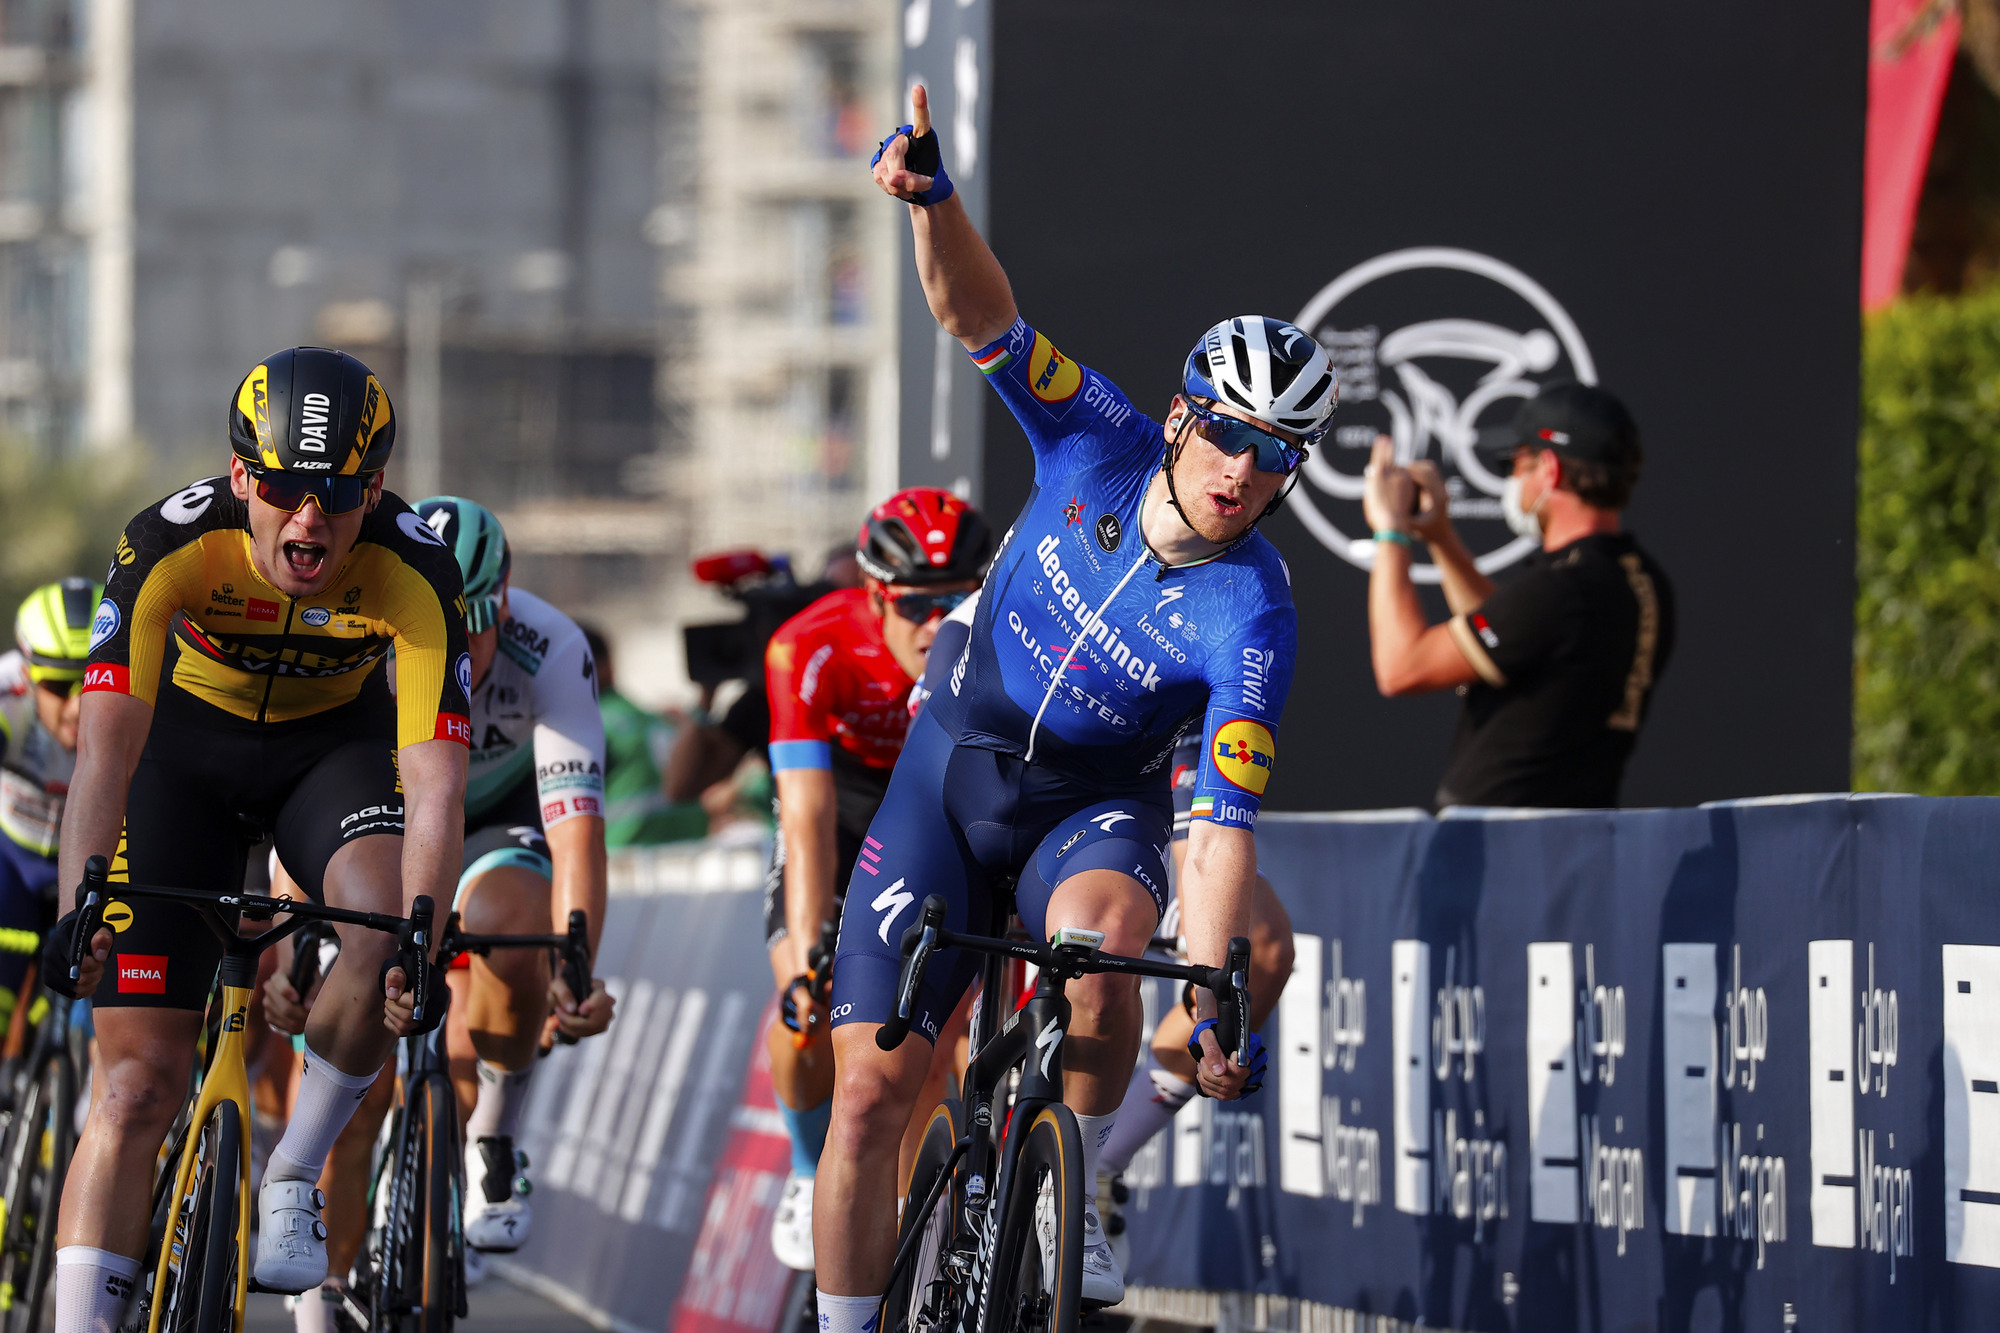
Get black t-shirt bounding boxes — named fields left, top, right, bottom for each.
left=1436, top=533, right=1675, bottom=809
left=717, top=681, right=890, bottom=838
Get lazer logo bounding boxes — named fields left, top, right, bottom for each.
left=1037, top=1017, right=1064, bottom=1079
left=874, top=878, right=914, bottom=944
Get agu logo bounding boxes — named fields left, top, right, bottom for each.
left=1028, top=332, right=1081, bottom=404
left=1211, top=719, right=1276, bottom=795
left=116, top=954, right=168, bottom=995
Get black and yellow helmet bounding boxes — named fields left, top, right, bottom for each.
left=228, top=347, right=395, bottom=476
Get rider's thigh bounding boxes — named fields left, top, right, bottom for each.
left=1038, top=870, right=1158, bottom=958
left=87, top=1006, right=204, bottom=1139
left=457, top=865, right=552, bottom=937
left=1014, top=798, right=1169, bottom=948
left=274, top=738, right=404, bottom=904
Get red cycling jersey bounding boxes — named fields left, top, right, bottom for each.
left=765, top=588, right=913, bottom=775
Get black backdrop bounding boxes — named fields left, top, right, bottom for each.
left=975, top=0, right=1866, bottom=811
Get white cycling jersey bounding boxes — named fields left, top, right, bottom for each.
left=0, top=651, right=72, bottom=860
left=461, top=589, right=607, bottom=828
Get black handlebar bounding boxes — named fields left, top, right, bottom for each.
left=876, top=895, right=948, bottom=1052
left=287, top=920, right=338, bottom=1000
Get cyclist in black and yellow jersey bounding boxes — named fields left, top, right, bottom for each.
left=46, top=347, right=472, bottom=1330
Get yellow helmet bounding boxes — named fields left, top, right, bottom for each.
left=15, top=578, right=102, bottom=686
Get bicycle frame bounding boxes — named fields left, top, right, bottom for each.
left=69, top=855, right=435, bottom=1333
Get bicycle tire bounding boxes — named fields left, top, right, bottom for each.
left=378, top=1075, right=456, bottom=1333
left=369, top=1095, right=413, bottom=1333
left=985, top=1105, right=1082, bottom=1333
left=0, top=1047, right=74, bottom=1333
left=158, top=1099, right=242, bottom=1333
left=416, top=1074, right=458, bottom=1333
left=883, top=1098, right=964, bottom=1333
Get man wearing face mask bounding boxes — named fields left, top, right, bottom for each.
left=1362, top=381, right=1675, bottom=809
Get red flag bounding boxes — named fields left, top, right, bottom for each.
left=1863, top=0, right=1961, bottom=309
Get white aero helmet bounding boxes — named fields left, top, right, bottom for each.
left=1182, top=316, right=1338, bottom=445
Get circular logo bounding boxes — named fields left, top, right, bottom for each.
left=455, top=652, right=472, bottom=699
left=1288, top=248, right=1596, bottom=584
left=161, top=481, right=217, bottom=525
left=1095, top=512, right=1122, bottom=553
left=301, top=607, right=331, bottom=627
left=88, top=598, right=120, bottom=651
left=102, top=900, right=134, bottom=933
left=399, top=511, right=447, bottom=548
left=1211, top=718, right=1276, bottom=796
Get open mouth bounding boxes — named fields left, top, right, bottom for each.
left=1207, top=491, right=1245, bottom=518
left=283, top=541, right=328, bottom=580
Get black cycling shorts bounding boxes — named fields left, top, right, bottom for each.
left=457, top=776, right=552, bottom=912
left=762, top=821, right=867, bottom=954
left=98, top=677, right=403, bottom=1011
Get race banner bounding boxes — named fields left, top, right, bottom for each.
left=1119, top=797, right=2000, bottom=1331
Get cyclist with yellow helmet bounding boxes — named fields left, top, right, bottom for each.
left=48, top=346, right=471, bottom=1328
left=0, top=578, right=100, bottom=1017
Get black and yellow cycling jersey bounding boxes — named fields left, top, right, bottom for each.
left=84, top=476, right=473, bottom=750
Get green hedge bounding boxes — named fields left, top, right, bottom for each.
left=1856, top=286, right=2000, bottom=793
left=0, top=440, right=163, bottom=638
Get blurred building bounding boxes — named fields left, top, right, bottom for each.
left=0, top=0, right=900, bottom=706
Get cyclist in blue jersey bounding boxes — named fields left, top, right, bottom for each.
left=812, top=88, right=1339, bottom=1321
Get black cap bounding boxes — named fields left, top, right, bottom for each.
left=1475, top=381, right=1640, bottom=469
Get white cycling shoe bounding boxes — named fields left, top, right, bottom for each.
left=1080, top=1199, right=1125, bottom=1306
left=465, top=1136, right=533, bottom=1253
left=769, top=1172, right=815, bottom=1270
left=255, top=1178, right=329, bottom=1293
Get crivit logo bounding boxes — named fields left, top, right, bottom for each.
left=117, top=954, right=168, bottom=994
left=82, top=663, right=128, bottom=694
left=1242, top=648, right=1277, bottom=712
left=247, top=598, right=280, bottom=623
left=436, top=713, right=472, bottom=745
left=1032, top=535, right=1165, bottom=689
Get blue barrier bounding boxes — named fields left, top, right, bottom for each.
left=1119, top=796, right=2000, bottom=1331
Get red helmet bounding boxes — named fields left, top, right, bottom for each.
left=856, top=487, right=993, bottom=587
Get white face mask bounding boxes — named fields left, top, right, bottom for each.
left=1501, top=473, right=1546, bottom=539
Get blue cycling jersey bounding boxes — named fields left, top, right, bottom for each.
left=924, top=318, right=1297, bottom=829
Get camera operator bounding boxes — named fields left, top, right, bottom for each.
left=1362, top=382, right=1675, bottom=809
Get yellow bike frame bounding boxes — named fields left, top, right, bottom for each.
left=146, top=981, right=255, bottom=1333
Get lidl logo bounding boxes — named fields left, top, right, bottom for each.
left=1212, top=718, right=1276, bottom=795
left=1028, top=333, right=1081, bottom=405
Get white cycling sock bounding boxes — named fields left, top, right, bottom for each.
left=55, top=1246, right=139, bottom=1333
left=267, top=1045, right=380, bottom=1183
left=1073, top=1112, right=1116, bottom=1207
left=1098, top=1055, right=1196, bottom=1175
left=465, top=1060, right=535, bottom=1143
left=814, top=1291, right=881, bottom=1333
left=290, top=1282, right=342, bottom=1333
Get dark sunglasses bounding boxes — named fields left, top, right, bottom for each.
left=889, top=589, right=971, bottom=624
left=1181, top=398, right=1308, bottom=475
left=34, top=676, right=83, bottom=700
left=248, top=467, right=373, bottom=516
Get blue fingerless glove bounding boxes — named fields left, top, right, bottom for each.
left=871, top=124, right=955, bottom=206
left=1187, top=1018, right=1268, bottom=1098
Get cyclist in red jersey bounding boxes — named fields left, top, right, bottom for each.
left=764, top=488, right=990, bottom=1270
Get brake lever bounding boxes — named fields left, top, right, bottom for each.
left=557, top=910, right=591, bottom=1046
left=877, top=895, right=946, bottom=1052
left=404, top=896, right=435, bottom=1030
left=72, top=856, right=109, bottom=987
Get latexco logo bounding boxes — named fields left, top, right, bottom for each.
left=1289, top=248, right=1597, bottom=585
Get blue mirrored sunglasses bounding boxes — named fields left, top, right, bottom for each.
left=889, top=589, right=970, bottom=624
left=1182, top=399, right=1308, bottom=475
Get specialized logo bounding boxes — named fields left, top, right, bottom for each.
left=1289, top=248, right=1595, bottom=584
left=1063, top=496, right=1085, bottom=526
left=301, top=607, right=331, bottom=627
left=161, top=482, right=217, bottom=525
left=1212, top=718, right=1276, bottom=795
left=1095, top=512, right=1121, bottom=553
left=1027, top=332, right=1082, bottom=404
left=455, top=652, right=472, bottom=698
left=116, top=953, right=168, bottom=994
left=88, top=598, right=120, bottom=651
left=1089, top=810, right=1135, bottom=833
left=873, top=878, right=914, bottom=944
left=102, top=900, right=134, bottom=933
left=1153, top=586, right=1184, bottom=616
left=399, top=511, right=447, bottom=547
left=1037, top=1016, right=1064, bottom=1079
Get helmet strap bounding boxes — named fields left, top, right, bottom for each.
left=1158, top=408, right=1301, bottom=544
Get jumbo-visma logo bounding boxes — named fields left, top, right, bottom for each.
left=1212, top=719, right=1276, bottom=795
left=1027, top=332, right=1081, bottom=404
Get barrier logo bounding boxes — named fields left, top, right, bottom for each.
left=1028, top=332, right=1081, bottom=405
left=1211, top=718, right=1276, bottom=795
left=1288, top=248, right=1596, bottom=585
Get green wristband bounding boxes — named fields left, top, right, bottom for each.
left=1373, top=529, right=1416, bottom=549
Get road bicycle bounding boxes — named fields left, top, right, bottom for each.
left=876, top=894, right=1252, bottom=1333
left=0, top=965, right=87, bottom=1333
left=362, top=907, right=590, bottom=1333
left=68, top=854, right=442, bottom=1333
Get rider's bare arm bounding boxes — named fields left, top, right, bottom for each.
left=1177, top=819, right=1259, bottom=1099
left=774, top=767, right=839, bottom=997
left=1406, top=458, right=1496, bottom=614
left=872, top=85, right=1017, bottom=353
left=382, top=737, right=467, bottom=1030
left=54, top=691, right=153, bottom=994
left=1364, top=440, right=1481, bottom=696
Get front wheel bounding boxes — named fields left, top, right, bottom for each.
left=379, top=1074, right=458, bottom=1333
left=157, top=1099, right=243, bottom=1333
left=0, top=1047, right=75, bottom=1333
left=986, top=1105, right=1082, bottom=1333
left=883, top=1098, right=964, bottom=1333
